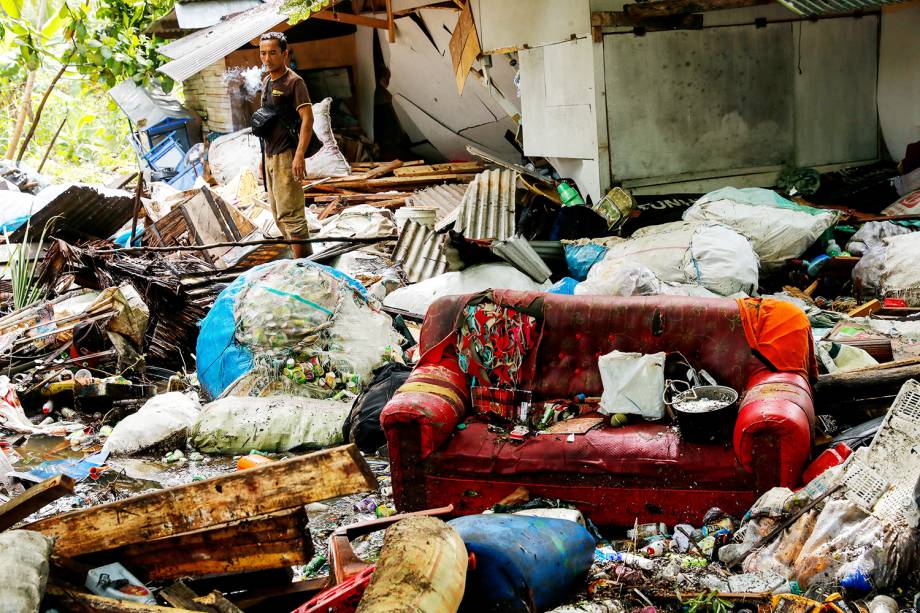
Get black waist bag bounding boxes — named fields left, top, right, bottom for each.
left=251, top=77, right=322, bottom=156
left=250, top=105, right=279, bottom=138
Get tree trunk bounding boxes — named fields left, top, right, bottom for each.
left=17, top=61, right=69, bottom=162
left=5, top=70, right=36, bottom=160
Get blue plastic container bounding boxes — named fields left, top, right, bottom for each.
left=449, top=514, right=595, bottom=613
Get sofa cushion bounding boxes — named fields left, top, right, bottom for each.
left=429, top=421, right=753, bottom=487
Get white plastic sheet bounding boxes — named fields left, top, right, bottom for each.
left=597, top=350, right=666, bottom=419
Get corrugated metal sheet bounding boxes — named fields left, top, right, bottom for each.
left=408, top=184, right=466, bottom=224
left=175, top=0, right=262, bottom=29
left=777, top=0, right=903, bottom=14
left=393, top=220, right=448, bottom=283
left=450, top=169, right=518, bottom=241
left=9, top=184, right=134, bottom=243
left=109, top=81, right=193, bottom=128
left=491, top=236, right=551, bottom=283
left=158, top=1, right=288, bottom=81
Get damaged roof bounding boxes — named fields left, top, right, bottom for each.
left=9, top=184, right=135, bottom=243
left=157, top=0, right=336, bottom=82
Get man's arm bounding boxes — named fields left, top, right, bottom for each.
left=291, top=104, right=314, bottom=181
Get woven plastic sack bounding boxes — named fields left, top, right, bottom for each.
left=880, top=232, right=920, bottom=305
left=305, top=97, right=350, bottom=179
left=575, top=222, right=757, bottom=297
left=208, top=129, right=262, bottom=186
left=191, top=395, right=349, bottom=454
left=196, top=259, right=400, bottom=399
left=0, top=530, right=53, bottom=613
left=683, top=187, right=840, bottom=270
left=105, top=392, right=201, bottom=455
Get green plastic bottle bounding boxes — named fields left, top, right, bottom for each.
left=557, top=182, right=584, bottom=206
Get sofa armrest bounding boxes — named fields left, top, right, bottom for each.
left=381, top=360, right=468, bottom=513
left=381, top=360, right=469, bottom=459
left=733, top=370, right=815, bottom=489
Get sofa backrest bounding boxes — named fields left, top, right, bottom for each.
left=419, top=291, right=760, bottom=398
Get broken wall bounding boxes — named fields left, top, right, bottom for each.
left=471, top=0, right=608, bottom=201
left=376, top=8, right=523, bottom=165
left=601, top=4, right=880, bottom=191
left=878, top=0, right=920, bottom=162
left=183, top=58, right=235, bottom=135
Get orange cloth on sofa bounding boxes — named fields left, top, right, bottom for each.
left=736, top=297, right=818, bottom=381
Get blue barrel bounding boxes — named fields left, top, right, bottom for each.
left=449, top=514, right=596, bottom=613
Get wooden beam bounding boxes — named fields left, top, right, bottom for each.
left=619, top=0, right=771, bottom=18
left=591, top=10, right=704, bottom=28
left=26, top=445, right=376, bottom=558
left=386, top=0, right=395, bottom=42
left=815, top=361, right=920, bottom=407
left=0, top=474, right=74, bottom=531
left=160, top=582, right=216, bottom=612
left=361, top=159, right=404, bottom=180
left=312, top=9, right=389, bottom=29
left=393, top=161, right=484, bottom=177
left=87, top=508, right=313, bottom=581
left=45, top=584, right=201, bottom=613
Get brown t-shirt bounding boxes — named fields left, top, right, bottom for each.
left=261, top=68, right=311, bottom=157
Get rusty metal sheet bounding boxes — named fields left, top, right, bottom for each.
left=10, top=184, right=134, bottom=243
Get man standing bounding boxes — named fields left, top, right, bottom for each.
left=258, top=31, right=313, bottom=258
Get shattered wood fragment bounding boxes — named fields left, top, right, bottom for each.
left=360, top=159, right=404, bottom=180
left=161, top=582, right=215, bottom=612
left=25, top=444, right=377, bottom=558
left=847, top=299, right=881, bottom=317
left=0, top=474, right=75, bottom=531
left=94, top=508, right=313, bottom=580
left=45, top=584, right=201, bottom=612
left=193, top=591, right=246, bottom=613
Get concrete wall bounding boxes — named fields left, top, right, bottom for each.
left=878, top=0, right=920, bottom=162
left=601, top=6, right=880, bottom=189
left=183, top=58, right=234, bottom=135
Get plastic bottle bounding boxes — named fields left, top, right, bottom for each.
left=826, top=239, right=843, bottom=257
left=557, top=182, right=585, bottom=207
left=237, top=454, right=273, bottom=470
left=627, top=523, right=668, bottom=541
left=594, top=186, right=635, bottom=230
left=802, top=442, right=853, bottom=483
left=642, top=540, right=666, bottom=557
left=86, top=563, right=155, bottom=604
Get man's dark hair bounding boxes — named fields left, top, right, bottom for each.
left=260, top=31, right=288, bottom=52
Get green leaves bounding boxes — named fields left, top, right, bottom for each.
left=0, top=0, right=23, bottom=20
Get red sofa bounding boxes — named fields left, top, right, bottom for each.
left=381, top=291, right=815, bottom=528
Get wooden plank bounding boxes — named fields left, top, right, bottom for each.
left=365, top=173, right=478, bottom=187
left=313, top=193, right=413, bottom=203
left=45, top=584, right=201, bottom=613
left=26, top=445, right=376, bottom=558
left=318, top=197, right=341, bottom=221
left=161, top=582, right=215, bottom=612
left=815, top=362, right=920, bottom=406
left=313, top=9, right=389, bottom=29
left=0, top=474, right=74, bottom=531
left=393, top=162, right=484, bottom=176
left=95, top=508, right=313, bottom=580
left=448, top=0, right=481, bottom=95
left=847, top=299, right=881, bottom=318
left=361, top=159, right=404, bottom=180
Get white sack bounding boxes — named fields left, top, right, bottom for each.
left=576, top=222, right=757, bottom=297
left=880, top=232, right=920, bottom=305
left=384, top=263, right=553, bottom=318
left=191, top=395, right=349, bottom=454
left=305, top=97, right=350, bottom=179
left=208, top=129, right=262, bottom=186
left=597, top=350, right=666, bottom=420
left=683, top=187, right=839, bottom=270
left=0, top=530, right=53, bottom=613
left=105, top=391, right=201, bottom=455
